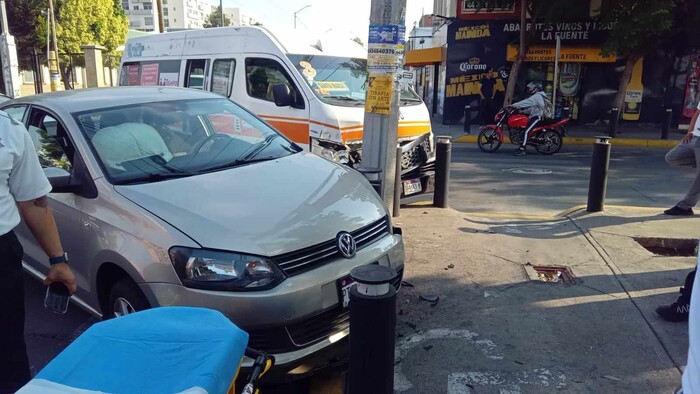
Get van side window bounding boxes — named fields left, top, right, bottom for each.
left=245, top=58, right=304, bottom=109
left=211, top=59, right=235, bottom=97
left=118, top=61, right=180, bottom=86
left=185, top=59, right=207, bottom=90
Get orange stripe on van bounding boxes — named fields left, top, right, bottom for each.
left=259, top=115, right=309, bottom=123
left=265, top=120, right=310, bottom=144
left=341, top=124, right=432, bottom=142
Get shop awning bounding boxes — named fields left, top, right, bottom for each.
left=507, top=45, right=616, bottom=63
left=405, top=47, right=444, bottom=66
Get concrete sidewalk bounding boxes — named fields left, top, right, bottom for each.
left=394, top=205, right=698, bottom=393
left=432, top=122, right=684, bottom=148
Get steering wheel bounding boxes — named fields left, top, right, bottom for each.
left=189, top=133, right=232, bottom=156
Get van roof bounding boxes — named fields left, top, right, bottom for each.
left=124, top=26, right=368, bottom=60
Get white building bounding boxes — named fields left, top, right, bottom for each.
left=164, top=0, right=208, bottom=30
left=222, top=7, right=257, bottom=27
left=121, top=0, right=160, bottom=32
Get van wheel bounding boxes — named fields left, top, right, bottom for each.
left=105, top=279, right=150, bottom=319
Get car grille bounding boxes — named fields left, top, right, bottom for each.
left=401, top=139, right=431, bottom=171
left=246, top=266, right=404, bottom=354
left=274, top=216, right=391, bottom=277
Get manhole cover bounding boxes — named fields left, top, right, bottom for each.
left=633, top=237, right=698, bottom=257
left=524, top=264, right=577, bottom=283
left=502, top=168, right=552, bottom=175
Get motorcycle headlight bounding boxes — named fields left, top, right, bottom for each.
left=169, top=247, right=285, bottom=291
left=311, top=138, right=349, bottom=164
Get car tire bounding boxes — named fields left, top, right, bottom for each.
left=105, top=278, right=150, bottom=320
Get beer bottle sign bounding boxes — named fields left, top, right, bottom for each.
left=623, top=57, right=644, bottom=121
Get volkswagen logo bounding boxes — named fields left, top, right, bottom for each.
left=336, top=232, right=357, bottom=259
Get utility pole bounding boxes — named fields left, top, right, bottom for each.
left=362, top=0, right=406, bottom=212
left=0, top=0, right=19, bottom=97
left=48, top=0, right=61, bottom=91
left=156, top=0, right=164, bottom=32
left=219, top=0, right=223, bottom=26
left=294, top=5, right=311, bottom=29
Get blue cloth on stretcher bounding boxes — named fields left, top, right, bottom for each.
left=25, top=307, right=248, bottom=394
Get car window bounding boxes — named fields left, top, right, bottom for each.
left=245, top=58, right=304, bottom=109
left=3, top=105, right=28, bottom=123
left=211, top=59, right=235, bottom=97
left=26, top=111, right=73, bottom=171
left=185, top=59, right=207, bottom=90
left=119, top=60, right=181, bottom=86
left=74, top=98, right=301, bottom=184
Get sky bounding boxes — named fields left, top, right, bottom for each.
left=210, top=0, right=434, bottom=40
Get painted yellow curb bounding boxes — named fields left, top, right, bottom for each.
left=451, top=134, right=679, bottom=148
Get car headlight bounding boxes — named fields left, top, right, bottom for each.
left=311, top=138, right=349, bottom=164
left=169, top=247, right=285, bottom=291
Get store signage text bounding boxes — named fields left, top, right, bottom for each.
left=446, top=73, right=505, bottom=98
left=502, top=21, right=615, bottom=43
left=455, top=24, right=491, bottom=40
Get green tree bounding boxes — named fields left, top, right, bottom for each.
left=466, top=0, right=576, bottom=105
left=599, top=0, right=676, bottom=119
left=204, top=6, right=231, bottom=28
left=7, top=0, right=46, bottom=70
left=36, top=0, right=128, bottom=88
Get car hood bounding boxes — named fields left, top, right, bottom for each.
left=114, top=153, right=387, bottom=256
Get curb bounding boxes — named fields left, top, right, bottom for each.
left=451, top=134, right=679, bottom=148
left=444, top=204, right=666, bottom=220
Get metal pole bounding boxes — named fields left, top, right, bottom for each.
left=48, top=0, right=61, bottom=89
left=32, top=48, right=43, bottom=94
left=661, top=108, right=672, bottom=140
left=553, top=36, right=561, bottom=113
left=219, top=0, right=223, bottom=27
left=348, top=264, right=397, bottom=394
left=587, top=136, right=611, bottom=212
left=393, top=146, right=401, bottom=217
left=609, top=107, right=619, bottom=138
left=433, top=136, right=451, bottom=208
left=362, top=0, right=405, bottom=213
left=463, top=104, right=471, bottom=133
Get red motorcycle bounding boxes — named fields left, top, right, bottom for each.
left=477, top=107, right=570, bottom=155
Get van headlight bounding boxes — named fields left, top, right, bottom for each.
left=169, top=247, right=285, bottom=291
left=311, top=138, right=349, bottom=164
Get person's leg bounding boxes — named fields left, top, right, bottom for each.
left=516, top=117, right=540, bottom=154
left=0, top=231, right=30, bottom=393
left=676, top=138, right=700, bottom=210
left=666, top=140, right=697, bottom=168
left=656, top=269, right=695, bottom=322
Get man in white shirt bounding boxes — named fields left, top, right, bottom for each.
left=0, top=111, right=76, bottom=393
left=665, top=101, right=700, bottom=215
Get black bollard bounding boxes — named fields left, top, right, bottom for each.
left=609, top=107, right=619, bottom=138
left=463, top=105, right=471, bottom=134
left=661, top=108, right=672, bottom=140
left=587, top=136, right=612, bottom=212
left=433, top=136, right=452, bottom=208
left=393, top=146, right=402, bottom=217
left=348, top=264, right=398, bottom=394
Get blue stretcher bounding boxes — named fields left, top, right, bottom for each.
left=17, top=306, right=249, bottom=394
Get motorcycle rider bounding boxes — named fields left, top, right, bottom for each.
left=509, top=81, right=547, bottom=156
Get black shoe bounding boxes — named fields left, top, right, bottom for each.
left=664, top=206, right=694, bottom=216
left=656, top=302, right=690, bottom=322
left=514, top=147, right=526, bottom=156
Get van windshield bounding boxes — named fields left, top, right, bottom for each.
left=74, top=98, right=301, bottom=185
left=287, top=54, right=423, bottom=107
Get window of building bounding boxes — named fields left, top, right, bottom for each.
left=133, top=5, right=139, bottom=10
left=145, top=16, right=154, bottom=25
left=143, top=3, right=152, bottom=10
left=163, top=8, right=168, bottom=15
left=164, top=19, right=170, bottom=27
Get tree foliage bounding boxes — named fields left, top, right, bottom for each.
left=204, top=6, right=231, bottom=28
left=7, top=0, right=46, bottom=69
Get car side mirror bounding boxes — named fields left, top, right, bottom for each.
left=272, top=83, right=293, bottom=107
left=44, top=167, right=83, bottom=194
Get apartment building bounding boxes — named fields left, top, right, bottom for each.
left=122, top=0, right=161, bottom=32
left=164, top=0, right=208, bottom=30
left=222, top=7, right=257, bottom=27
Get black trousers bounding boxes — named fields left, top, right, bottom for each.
left=0, top=230, right=30, bottom=393
left=479, top=98, right=493, bottom=125
left=681, top=269, right=696, bottom=304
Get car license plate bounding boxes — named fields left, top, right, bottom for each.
left=403, top=179, right=422, bottom=195
left=338, top=276, right=356, bottom=309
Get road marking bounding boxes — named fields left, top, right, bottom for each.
left=530, top=286, right=679, bottom=308
left=394, top=329, right=504, bottom=393
left=502, top=167, right=553, bottom=175
left=447, top=369, right=568, bottom=393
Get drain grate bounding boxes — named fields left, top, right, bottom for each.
left=524, top=264, right=577, bottom=283
left=633, top=237, right=698, bottom=257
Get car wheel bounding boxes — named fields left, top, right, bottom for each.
left=106, top=278, right=150, bottom=319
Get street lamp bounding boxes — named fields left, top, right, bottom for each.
left=294, top=5, right=311, bottom=29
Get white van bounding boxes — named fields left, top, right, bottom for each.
left=120, top=26, right=435, bottom=201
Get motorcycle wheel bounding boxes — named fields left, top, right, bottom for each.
left=477, top=126, right=502, bottom=153
left=534, top=129, right=563, bottom=155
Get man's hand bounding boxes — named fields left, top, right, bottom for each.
left=683, top=131, right=694, bottom=144
left=44, top=263, right=77, bottom=294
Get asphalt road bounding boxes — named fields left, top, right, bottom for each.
left=449, top=143, right=694, bottom=215
left=22, top=143, right=695, bottom=389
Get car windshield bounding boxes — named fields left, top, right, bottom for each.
left=74, top=98, right=301, bottom=184
left=287, top=54, right=423, bottom=107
